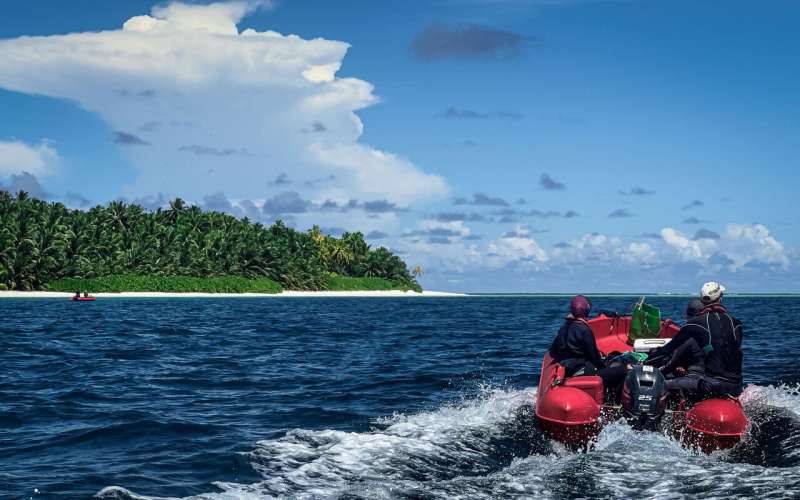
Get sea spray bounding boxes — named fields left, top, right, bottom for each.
left=95, top=382, right=800, bottom=499
left=219, top=387, right=538, bottom=497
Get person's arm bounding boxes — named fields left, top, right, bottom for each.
left=648, top=325, right=695, bottom=367
left=661, top=340, right=691, bottom=374
left=733, top=318, right=743, bottom=345
left=578, top=325, right=606, bottom=369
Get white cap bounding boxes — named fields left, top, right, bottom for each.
left=700, top=282, right=726, bottom=304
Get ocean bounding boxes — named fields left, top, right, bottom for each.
left=1, top=296, right=798, bottom=498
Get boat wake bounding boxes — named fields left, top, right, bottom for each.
left=98, top=383, right=800, bottom=499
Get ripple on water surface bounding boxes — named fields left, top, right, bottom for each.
left=1, top=296, right=799, bottom=499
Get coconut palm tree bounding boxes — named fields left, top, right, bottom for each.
left=0, top=191, right=420, bottom=291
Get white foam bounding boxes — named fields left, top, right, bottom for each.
left=740, top=383, right=800, bottom=416
left=100, top=384, right=800, bottom=499
left=96, top=486, right=164, bottom=499
left=211, top=387, right=535, bottom=498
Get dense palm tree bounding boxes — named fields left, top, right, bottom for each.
left=0, top=192, right=419, bottom=291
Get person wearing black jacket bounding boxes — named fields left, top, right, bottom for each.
left=650, top=282, right=743, bottom=399
left=660, top=299, right=706, bottom=396
left=549, top=295, right=627, bottom=390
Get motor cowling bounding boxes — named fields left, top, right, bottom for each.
left=621, top=364, right=667, bottom=430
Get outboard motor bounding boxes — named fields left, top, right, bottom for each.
left=621, top=365, right=667, bottom=430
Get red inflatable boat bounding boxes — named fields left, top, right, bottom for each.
left=535, top=313, right=748, bottom=452
left=71, top=296, right=96, bottom=302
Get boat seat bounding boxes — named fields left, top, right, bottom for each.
left=563, top=376, right=604, bottom=405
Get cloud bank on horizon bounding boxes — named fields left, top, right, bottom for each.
left=397, top=219, right=794, bottom=292
left=0, top=0, right=796, bottom=292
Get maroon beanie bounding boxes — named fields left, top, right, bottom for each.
left=570, top=295, right=592, bottom=318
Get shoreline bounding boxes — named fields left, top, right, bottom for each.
left=3, top=292, right=797, bottom=299
left=0, top=290, right=466, bottom=298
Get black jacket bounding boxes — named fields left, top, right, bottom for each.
left=651, top=305, right=743, bottom=384
left=549, top=317, right=605, bottom=375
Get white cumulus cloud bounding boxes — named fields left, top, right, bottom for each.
left=551, top=232, right=624, bottom=265
left=0, top=1, right=446, bottom=204
left=486, top=227, right=548, bottom=269
left=719, top=224, right=788, bottom=270
left=661, top=228, right=714, bottom=261
left=418, top=218, right=473, bottom=237
left=0, top=139, right=59, bottom=177
left=661, top=224, right=788, bottom=270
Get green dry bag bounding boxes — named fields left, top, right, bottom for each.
left=630, top=300, right=661, bottom=341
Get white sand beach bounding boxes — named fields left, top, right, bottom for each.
left=0, top=290, right=466, bottom=298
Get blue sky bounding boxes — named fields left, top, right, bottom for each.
left=0, top=0, right=797, bottom=292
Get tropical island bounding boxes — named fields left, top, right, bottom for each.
left=0, top=191, right=422, bottom=294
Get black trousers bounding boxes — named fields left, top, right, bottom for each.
left=666, top=374, right=741, bottom=401
left=667, top=373, right=701, bottom=394
left=697, top=376, right=742, bottom=399
left=582, top=361, right=627, bottom=391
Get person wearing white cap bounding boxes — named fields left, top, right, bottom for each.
left=700, top=281, right=726, bottom=305
left=648, top=281, right=743, bottom=400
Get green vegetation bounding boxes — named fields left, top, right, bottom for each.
left=0, top=191, right=420, bottom=292
left=325, top=274, right=422, bottom=293
left=47, top=275, right=283, bottom=293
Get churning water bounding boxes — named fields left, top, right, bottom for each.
left=1, top=296, right=798, bottom=498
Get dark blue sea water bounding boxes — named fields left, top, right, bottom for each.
left=1, top=296, right=799, bottom=499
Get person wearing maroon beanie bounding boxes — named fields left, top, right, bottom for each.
left=549, top=295, right=627, bottom=392
left=569, top=295, right=592, bottom=319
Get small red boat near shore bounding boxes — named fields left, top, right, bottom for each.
left=71, top=296, right=96, bottom=302
left=535, top=312, right=748, bottom=452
